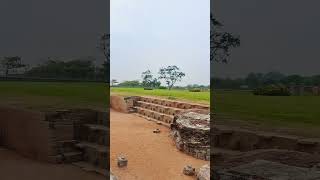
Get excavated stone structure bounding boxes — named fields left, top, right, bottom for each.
left=0, top=107, right=109, bottom=176
left=171, top=109, right=210, bottom=161
left=114, top=95, right=209, bottom=127
left=46, top=109, right=109, bottom=175
left=213, top=125, right=320, bottom=179
left=111, top=95, right=211, bottom=161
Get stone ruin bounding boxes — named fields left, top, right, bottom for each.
left=170, top=109, right=210, bottom=161
left=0, top=107, right=109, bottom=176
left=197, top=164, right=210, bottom=180
left=110, top=95, right=211, bottom=179
left=110, top=95, right=211, bottom=161
left=213, top=125, right=320, bottom=179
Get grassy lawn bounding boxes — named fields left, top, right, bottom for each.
left=0, top=81, right=108, bottom=111
left=213, top=90, right=320, bottom=136
left=111, top=87, right=209, bottom=104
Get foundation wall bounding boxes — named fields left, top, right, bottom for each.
left=110, top=95, right=129, bottom=112
left=0, top=106, right=51, bottom=161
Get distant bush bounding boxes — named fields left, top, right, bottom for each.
left=117, top=80, right=141, bottom=87
left=158, top=86, right=167, bottom=89
left=189, top=88, right=201, bottom=92
left=144, top=87, right=153, bottom=90
left=253, top=84, right=290, bottom=96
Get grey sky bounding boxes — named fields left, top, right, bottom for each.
left=110, top=0, right=210, bottom=86
left=212, top=0, right=320, bottom=78
left=0, top=0, right=108, bottom=66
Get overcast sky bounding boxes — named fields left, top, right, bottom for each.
left=0, top=0, right=108, bottom=66
left=110, top=0, right=210, bottom=86
left=212, top=0, right=320, bottom=78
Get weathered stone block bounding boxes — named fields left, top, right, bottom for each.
left=117, top=155, right=128, bottom=167
left=183, top=165, right=195, bottom=176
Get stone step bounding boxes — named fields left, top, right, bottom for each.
left=135, top=106, right=174, bottom=124
left=55, top=140, right=79, bottom=153
left=51, top=124, right=74, bottom=141
left=139, top=96, right=209, bottom=110
left=212, top=147, right=242, bottom=157
left=62, top=151, right=83, bottom=163
left=76, top=124, right=108, bottom=146
left=213, top=125, right=320, bottom=153
left=133, top=113, right=171, bottom=128
left=47, top=154, right=63, bottom=163
left=72, top=161, right=108, bottom=176
left=75, top=142, right=108, bottom=169
left=136, top=101, right=183, bottom=116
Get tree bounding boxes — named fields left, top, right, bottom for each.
left=0, top=56, right=26, bottom=77
left=211, top=14, right=240, bottom=63
left=141, top=70, right=161, bottom=88
left=111, top=79, right=118, bottom=86
left=158, top=65, right=185, bottom=90
left=151, top=78, right=161, bottom=88
left=98, top=33, right=110, bottom=62
left=25, top=57, right=95, bottom=79
left=141, top=70, right=153, bottom=88
left=97, top=33, right=110, bottom=82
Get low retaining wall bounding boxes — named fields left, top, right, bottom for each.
left=110, top=95, right=129, bottom=112
left=213, top=125, right=320, bottom=154
left=0, top=106, right=51, bottom=161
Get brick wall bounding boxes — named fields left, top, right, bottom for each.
left=0, top=106, right=52, bottom=161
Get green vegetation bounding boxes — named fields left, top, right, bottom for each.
left=111, top=87, right=209, bottom=104
left=214, top=90, right=320, bottom=131
left=253, top=84, right=290, bottom=96
left=0, top=81, right=108, bottom=111
left=213, top=72, right=320, bottom=89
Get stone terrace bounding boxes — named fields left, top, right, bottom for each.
left=123, top=96, right=209, bottom=127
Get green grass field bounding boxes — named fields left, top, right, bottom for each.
left=2, top=82, right=319, bottom=136
left=213, top=90, right=320, bottom=136
left=111, top=87, right=209, bottom=104
left=111, top=87, right=320, bottom=136
left=0, top=81, right=108, bottom=111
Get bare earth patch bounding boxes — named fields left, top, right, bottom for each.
left=0, top=148, right=105, bottom=180
left=110, top=109, right=207, bottom=180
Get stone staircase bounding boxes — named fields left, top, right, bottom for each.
left=212, top=125, right=320, bottom=179
left=127, top=96, right=209, bottom=126
left=45, top=109, right=109, bottom=176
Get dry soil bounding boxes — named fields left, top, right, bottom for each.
left=110, top=109, right=208, bottom=180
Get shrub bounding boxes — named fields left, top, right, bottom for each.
left=158, top=86, right=167, bottom=89
left=189, top=88, right=201, bottom=92
left=253, top=84, right=290, bottom=96
left=144, top=87, right=153, bottom=90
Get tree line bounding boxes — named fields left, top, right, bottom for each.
left=0, top=56, right=107, bottom=81
left=112, top=65, right=186, bottom=90
left=0, top=33, right=109, bottom=82
left=213, top=72, right=320, bottom=89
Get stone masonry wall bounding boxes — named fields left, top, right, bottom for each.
left=0, top=106, right=52, bottom=161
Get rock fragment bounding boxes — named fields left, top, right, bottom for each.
left=153, top=129, right=161, bottom=133
left=183, top=165, right=195, bottom=176
left=117, top=155, right=128, bottom=167
left=196, top=164, right=210, bottom=180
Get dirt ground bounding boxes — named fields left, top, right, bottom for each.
left=110, top=109, right=208, bottom=180
left=0, top=148, right=105, bottom=180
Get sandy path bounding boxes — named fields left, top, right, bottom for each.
left=0, top=148, right=105, bottom=180
left=110, top=109, right=208, bottom=180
